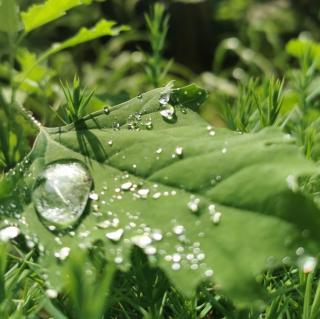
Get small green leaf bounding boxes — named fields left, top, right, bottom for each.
left=21, top=0, right=92, bottom=33
left=14, top=48, right=55, bottom=93
left=286, top=39, right=320, bottom=65
left=1, top=85, right=320, bottom=307
left=0, top=0, right=19, bottom=34
left=46, top=20, right=130, bottom=56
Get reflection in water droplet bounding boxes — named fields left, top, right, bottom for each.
left=32, top=161, right=92, bottom=229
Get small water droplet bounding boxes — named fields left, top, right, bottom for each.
left=113, top=122, right=120, bottom=131
left=159, top=92, right=170, bottom=105
left=187, top=198, right=200, bottom=213
left=172, top=263, right=181, bottom=270
left=106, top=229, right=124, bottom=242
left=212, top=212, right=222, bottom=225
left=172, top=253, right=181, bottom=262
left=137, top=188, right=149, bottom=198
left=97, top=220, right=111, bottom=229
left=32, top=161, right=92, bottom=229
left=286, top=175, right=299, bottom=192
left=137, top=93, right=143, bottom=100
left=145, top=245, right=157, bottom=255
left=173, top=225, right=185, bottom=235
left=151, top=230, right=163, bottom=241
left=89, top=192, right=99, bottom=201
left=300, top=256, right=317, bottom=273
left=104, top=106, right=110, bottom=114
left=0, top=226, right=20, bottom=241
left=222, top=148, right=227, bottom=154
left=175, top=146, right=183, bottom=156
left=54, top=247, right=70, bottom=261
left=121, top=182, right=133, bottom=191
left=108, top=140, right=113, bottom=146
left=156, top=148, right=162, bottom=154
left=160, top=105, right=175, bottom=120
left=46, top=289, right=58, bottom=299
left=114, top=256, right=123, bottom=264
left=204, top=269, right=214, bottom=277
left=145, top=119, right=153, bottom=130
left=152, top=192, right=161, bottom=199
left=296, top=247, right=305, bottom=256
left=131, top=234, right=152, bottom=248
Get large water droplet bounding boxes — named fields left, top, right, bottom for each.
left=32, top=161, right=92, bottom=230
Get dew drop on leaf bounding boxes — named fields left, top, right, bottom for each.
left=175, top=146, right=183, bottom=156
left=0, top=226, right=20, bottom=241
left=187, top=198, right=200, bottom=213
left=32, top=161, right=92, bottom=230
left=145, top=119, right=153, bottom=130
left=159, top=92, right=170, bottom=105
left=104, top=106, right=110, bottom=115
left=54, top=246, right=70, bottom=261
left=121, top=181, right=133, bottom=191
left=106, top=228, right=124, bottom=242
left=212, top=212, right=222, bottom=225
left=160, top=105, right=175, bottom=120
left=173, top=225, right=185, bottom=235
left=204, top=269, right=214, bottom=277
left=131, top=234, right=152, bottom=248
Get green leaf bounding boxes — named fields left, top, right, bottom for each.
left=286, top=39, right=320, bottom=66
left=46, top=19, right=130, bottom=56
left=0, top=0, right=19, bottom=34
left=21, top=0, right=92, bottom=33
left=14, top=48, right=55, bottom=93
left=1, top=84, right=320, bottom=306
